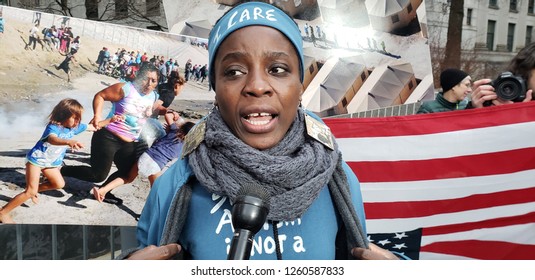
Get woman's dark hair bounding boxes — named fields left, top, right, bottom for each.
left=177, top=121, right=195, bottom=141
left=134, top=62, right=159, bottom=82
left=161, top=71, right=186, bottom=94
left=507, top=42, right=535, bottom=80
left=168, top=70, right=186, bottom=86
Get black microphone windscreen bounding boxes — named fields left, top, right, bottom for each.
left=236, top=183, right=270, bottom=206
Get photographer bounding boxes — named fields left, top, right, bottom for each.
left=417, top=68, right=472, bottom=114
left=471, top=42, right=535, bottom=108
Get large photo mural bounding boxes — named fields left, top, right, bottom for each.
left=0, top=4, right=211, bottom=226
left=0, top=0, right=433, bottom=227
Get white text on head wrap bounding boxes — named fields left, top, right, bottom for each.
left=213, top=7, right=277, bottom=55
left=227, top=7, right=277, bottom=30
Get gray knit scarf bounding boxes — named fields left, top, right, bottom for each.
left=189, top=108, right=333, bottom=221
left=187, top=108, right=368, bottom=250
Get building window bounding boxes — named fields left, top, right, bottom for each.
left=530, top=0, right=535, bottom=14
left=342, top=97, right=348, bottom=107
left=510, top=0, right=518, bottom=12
left=115, top=0, right=128, bottom=19
left=309, top=64, right=315, bottom=74
left=19, top=0, right=40, bottom=7
left=391, top=14, right=400, bottom=24
left=86, top=0, right=99, bottom=20
left=487, top=20, right=496, bottom=50
left=408, top=80, right=414, bottom=90
left=146, top=0, right=160, bottom=17
left=507, top=23, right=515, bottom=52
left=527, top=26, right=533, bottom=45
left=360, top=71, right=366, bottom=81
left=467, top=8, right=473, bottom=25
left=489, top=0, right=498, bottom=8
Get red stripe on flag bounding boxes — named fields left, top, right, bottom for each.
left=421, top=240, right=535, bottom=260
left=326, top=102, right=535, bottom=259
left=347, top=147, right=535, bottom=183
left=325, top=102, right=535, bottom=138
left=423, top=211, right=535, bottom=236
left=363, top=187, right=535, bottom=219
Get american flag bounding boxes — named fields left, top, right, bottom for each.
left=324, top=102, right=535, bottom=260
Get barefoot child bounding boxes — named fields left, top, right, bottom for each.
left=55, top=48, right=77, bottom=82
left=93, top=112, right=194, bottom=203
left=0, top=98, right=115, bottom=223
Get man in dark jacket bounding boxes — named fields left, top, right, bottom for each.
left=417, top=68, right=472, bottom=114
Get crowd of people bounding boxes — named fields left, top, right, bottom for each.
left=303, top=22, right=325, bottom=47
left=19, top=20, right=82, bottom=83
left=94, top=47, right=209, bottom=90
left=25, top=22, right=79, bottom=54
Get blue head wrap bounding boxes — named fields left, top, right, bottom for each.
left=208, top=1, right=304, bottom=89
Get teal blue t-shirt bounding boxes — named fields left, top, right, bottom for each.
left=180, top=182, right=339, bottom=260
left=26, top=123, right=87, bottom=168
left=136, top=156, right=367, bottom=260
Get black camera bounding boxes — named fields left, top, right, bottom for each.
left=491, top=71, right=526, bottom=102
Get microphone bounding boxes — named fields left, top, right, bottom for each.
left=227, top=184, right=270, bottom=260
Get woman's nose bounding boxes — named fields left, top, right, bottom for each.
left=243, top=69, right=272, bottom=97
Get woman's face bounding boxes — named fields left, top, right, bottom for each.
left=137, top=71, right=158, bottom=94
left=213, top=26, right=303, bottom=150
left=451, top=76, right=472, bottom=102
left=174, top=83, right=184, bottom=96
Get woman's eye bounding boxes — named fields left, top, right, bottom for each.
left=225, top=69, right=245, bottom=77
left=269, top=66, right=287, bottom=74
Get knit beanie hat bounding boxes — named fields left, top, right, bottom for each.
left=208, top=1, right=304, bottom=89
left=440, top=68, right=469, bottom=92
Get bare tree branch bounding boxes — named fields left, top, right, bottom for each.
left=16, top=0, right=167, bottom=31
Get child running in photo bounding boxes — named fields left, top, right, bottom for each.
left=92, top=111, right=194, bottom=203
left=0, top=98, right=116, bottom=224
left=55, top=48, right=78, bottom=82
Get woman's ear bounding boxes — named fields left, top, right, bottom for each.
left=299, top=86, right=304, bottom=106
left=213, top=95, right=219, bottom=108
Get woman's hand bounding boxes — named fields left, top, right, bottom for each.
left=110, top=114, right=125, bottom=123
left=127, top=244, right=182, bottom=260
left=90, top=115, right=102, bottom=130
left=351, top=243, right=399, bottom=260
left=166, top=110, right=181, bottom=122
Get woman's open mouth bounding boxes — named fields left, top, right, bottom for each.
left=242, top=112, right=278, bottom=133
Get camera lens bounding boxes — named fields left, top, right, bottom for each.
left=496, top=79, right=521, bottom=100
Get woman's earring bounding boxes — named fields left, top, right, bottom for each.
left=208, top=101, right=218, bottom=114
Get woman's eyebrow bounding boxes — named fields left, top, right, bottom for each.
left=221, top=51, right=247, bottom=63
left=221, top=51, right=291, bottom=63
left=264, top=51, right=291, bottom=61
